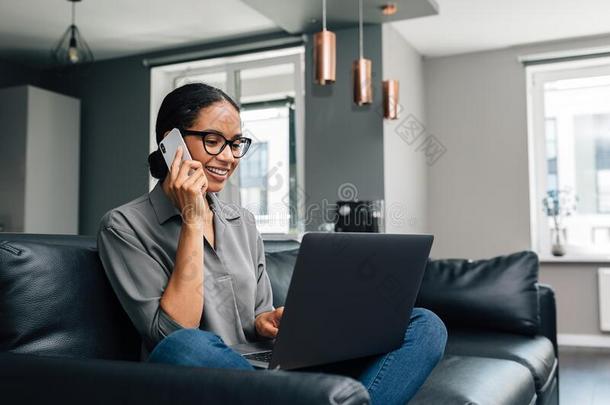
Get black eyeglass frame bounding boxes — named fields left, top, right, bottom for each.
left=180, top=129, right=252, bottom=158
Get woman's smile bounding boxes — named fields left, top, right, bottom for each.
left=205, top=165, right=229, bottom=180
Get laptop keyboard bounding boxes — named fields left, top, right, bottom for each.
left=244, top=350, right=273, bottom=363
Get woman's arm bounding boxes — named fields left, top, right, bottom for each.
left=159, top=222, right=206, bottom=328
left=159, top=147, right=209, bottom=328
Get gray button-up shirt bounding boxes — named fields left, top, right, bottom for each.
left=97, top=182, right=274, bottom=357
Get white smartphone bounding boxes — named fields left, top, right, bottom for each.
left=159, top=128, right=193, bottom=170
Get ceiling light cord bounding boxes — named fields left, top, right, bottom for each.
left=359, top=0, right=363, bottom=59
left=322, top=0, right=327, bottom=31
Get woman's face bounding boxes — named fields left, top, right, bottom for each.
left=182, top=101, right=242, bottom=193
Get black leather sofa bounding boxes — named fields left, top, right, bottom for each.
left=0, top=233, right=559, bottom=405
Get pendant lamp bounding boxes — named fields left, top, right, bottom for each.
left=353, top=0, right=372, bottom=105
left=383, top=80, right=399, bottom=119
left=313, top=0, right=336, bottom=85
left=52, top=0, right=94, bottom=65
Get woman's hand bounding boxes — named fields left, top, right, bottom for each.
left=255, top=307, right=284, bottom=338
left=165, top=147, right=209, bottom=229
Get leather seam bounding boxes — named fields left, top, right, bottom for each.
left=538, top=358, right=558, bottom=394
left=0, top=241, right=22, bottom=256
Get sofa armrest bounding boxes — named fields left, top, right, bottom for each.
left=538, top=284, right=558, bottom=357
left=0, top=352, right=370, bottom=405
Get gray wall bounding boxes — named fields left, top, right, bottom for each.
left=41, top=56, right=151, bottom=235
left=539, top=263, right=605, bottom=337
left=0, top=59, right=40, bottom=88
left=424, top=34, right=610, bottom=340
left=382, top=24, right=428, bottom=234
left=0, top=86, right=27, bottom=231
left=39, top=34, right=284, bottom=235
left=304, top=25, right=384, bottom=231
left=37, top=30, right=384, bottom=235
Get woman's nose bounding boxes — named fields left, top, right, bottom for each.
left=218, top=145, right=235, bottom=163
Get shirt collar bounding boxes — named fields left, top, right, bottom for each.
left=149, top=181, right=241, bottom=225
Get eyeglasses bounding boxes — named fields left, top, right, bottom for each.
left=180, top=129, right=252, bottom=158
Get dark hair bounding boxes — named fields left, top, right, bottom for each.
left=148, top=83, right=240, bottom=179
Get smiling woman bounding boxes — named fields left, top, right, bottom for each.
left=147, top=83, right=242, bottom=184
left=150, top=46, right=305, bottom=235
left=97, top=83, right=282, bottom=360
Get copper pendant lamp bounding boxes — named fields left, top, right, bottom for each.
left=383, top=79, right=399, bottom=119
left=353, top=0, right=372, bottom=105
left=314, top=0, right=336, bottom=85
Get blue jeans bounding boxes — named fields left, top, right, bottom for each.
left=148, top=308, right=447, bottom=405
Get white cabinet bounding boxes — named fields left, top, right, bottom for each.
left=0, top=85, right=80, bottom=234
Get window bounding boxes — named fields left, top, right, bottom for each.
left=150, top=47, right=305, bottom=235
left=527, top=58, right=610, bottom=257
left=240, top=141, right=268, bottom=215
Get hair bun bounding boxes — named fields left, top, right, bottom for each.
left=148, top=149, right=168, bottom=179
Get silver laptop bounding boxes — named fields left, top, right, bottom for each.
left=229, top=232, right=433, bottom=370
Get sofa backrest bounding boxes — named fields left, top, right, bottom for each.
left=0, top=234, right=141, bottom=360
left=263, top=241, right=542, bottom=338
left=262, top=240, right=300, bottom=307
left=416, top=251, right=541, bottom=336
left=0, top=234, right=301, bottom=360
left=0, top=233, right=544, bottom=360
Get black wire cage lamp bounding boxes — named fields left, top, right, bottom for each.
left=52, top=0, right=94, bottom=65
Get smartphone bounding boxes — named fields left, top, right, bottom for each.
left=159, top=128, right=193, bottom=170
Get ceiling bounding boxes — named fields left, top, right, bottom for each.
left=391, top=0, right=610, bottom=57
left=242, top=0, right=438, bottom=33
left=0, top=0, right=278, bottom=66
left=2, top=0, right=610, bottom=67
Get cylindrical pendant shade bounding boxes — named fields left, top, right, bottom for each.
left=353, top=58, right=373, bottom=105
left=383, top=80, right=399, bottom=119
left=313, top=29, right=336, bottom=85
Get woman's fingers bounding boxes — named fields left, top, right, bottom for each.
left=263, top=324, right=279, bottom=337
left=169, top=146, right=183, bottom=183
left=181, top=166, right=204, bottom=191
left=173, top=160, right=203, bottom=189
left=192, top=172, right=208, bottom=195
left=255, top=313, right=280, bottom=338
left=263, top=313, right=280, bottom=337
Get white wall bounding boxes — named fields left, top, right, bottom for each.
left=24, top=86, right=80, bottom=234
left=424, top=34, right=610, bottom=342
left=382, top=24, right=428, bottom=234
left=0, top=85, right=79, bottom=234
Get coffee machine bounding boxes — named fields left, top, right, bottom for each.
left=334, top=200, right=384, bottom=233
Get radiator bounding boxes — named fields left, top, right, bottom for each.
left=599, top=268, right=610, bottom=332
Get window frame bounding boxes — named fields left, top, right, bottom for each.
left=526, top=57, right=610, bottom=260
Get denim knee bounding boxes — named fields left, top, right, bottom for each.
left=148, top=328, right=223, bottom=364
left=409, top=308, right=447, bottom=363
left=148, top=328, right=254, bottom=370
left=163, top=328, right=221, bottom=348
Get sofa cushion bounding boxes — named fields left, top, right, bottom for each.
left=416, top=251, right=540, bottom=336
left=445, top=330, right=557, bottom=393
left=264, top=247, right=299, bottom=307
left=0, top=237, right=140, bottom=360
left=409, top=355, right=537, bottom=405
